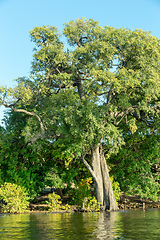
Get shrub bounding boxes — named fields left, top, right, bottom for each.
left=48, top=192, right=62, bottom=211
left=71, top=178, right=95, bottom=208
left=61, top=204, right=71, bottom=211
left=48, top=192, right=72, bottom=212
left=0, top=182, right=29, bottom=213
left=83, top=196, right=101, bottom=212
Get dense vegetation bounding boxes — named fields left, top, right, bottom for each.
left=0, top=18, right=160, bottom=212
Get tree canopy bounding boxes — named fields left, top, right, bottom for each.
left=0, top=18, right=160, bottom=210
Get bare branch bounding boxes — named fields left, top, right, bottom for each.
left=111, top=63, right=122, bottom=69
left=13, top=107, right=45, bottom=134
left=29, top=132, right=45, bottom=143
left=2, top=101, right=45, bottom=136
left=113, top=106, right=138, bottom=126
left=81, top=157, right=98, bottom=183
left=74, top=71, right=85, bottom=100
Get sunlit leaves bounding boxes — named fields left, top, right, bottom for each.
left=1, top=18, right=160, bottom=199
left=30, top=26, right=60, bottom=47
left=128, top=118, right=138, bottom=134
left=63, top=18, right=102, bottom=47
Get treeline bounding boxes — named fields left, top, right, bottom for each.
left=0, top=109, right=159, bottom=203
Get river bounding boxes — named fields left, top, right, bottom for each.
left=0, top=208, right=159, bottom=239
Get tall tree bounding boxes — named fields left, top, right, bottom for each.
left=1, top=18, right=160, bottom=210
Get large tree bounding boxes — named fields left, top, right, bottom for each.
left=1, top=18, right=160, bottom=210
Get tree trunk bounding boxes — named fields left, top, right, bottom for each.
left=91, top=144, right=119, bottom=211
left=91, top=144, right=104, bottom=205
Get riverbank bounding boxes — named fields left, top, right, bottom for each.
left=0, top=189, right=159, bottom=214
left=118, top=194, right=160, bottom=210
left=28, top=193, right=160, bottom=212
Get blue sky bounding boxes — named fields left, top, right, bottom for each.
left=0, top=0, right=160, bottom=125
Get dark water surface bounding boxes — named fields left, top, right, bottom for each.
left=0, top=208, right=159, bottom=239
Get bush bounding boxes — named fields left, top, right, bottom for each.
left=71, top=178, right=95, bottom=208
left=48, top=192, right=62, bottom=211
left=0, top=182, right=29, bottom=213
left=83, top=196, right=101, bottom=212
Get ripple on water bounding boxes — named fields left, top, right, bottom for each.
left=0, top=209, right=159, bottom=239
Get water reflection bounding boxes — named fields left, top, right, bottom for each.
left=0, top=209, right=159, bottom=239
left=91, top=211, right=122, bottom=239
left=116, top=209, right=160, bottom=240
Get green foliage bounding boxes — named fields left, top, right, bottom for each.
left=0, top=132, right=45, bottom=199
left=70, top=177, right=101, bottom=211
left=83, top=196, right=101, bottom=212
left=48, top=192, right=72, bottom=211
left=0, top=111, right=67, bottom=200
left=61, top=204, right=71, bottom=211
left=44, top=168, right=65, bottom=189
left=110, top=133, right=160, bottom=201
left=71, top=178, right=93, bottom=208
left=48, top=192, right=62, bottom=211
left=110, top=176, right=121, bottom=203
left=60, top=168, right=80, bottom=188
left=1, top=18, right=160, bottom=207
left=0, top=182, right=29, bottom=213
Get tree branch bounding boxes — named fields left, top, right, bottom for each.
left=2, top=101, right=45, bottom=141
left=74, top=72, right=85, bottom=100
left=81, top=157, right=98, bottom=183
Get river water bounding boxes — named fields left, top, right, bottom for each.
left=0, top=209, right=159, bottom=239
